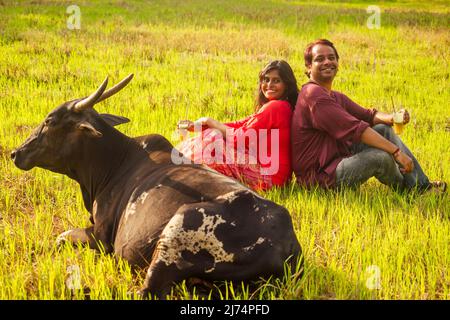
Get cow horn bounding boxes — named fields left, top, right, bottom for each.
left=96, top=74, right=134, bottom=104
left=73, top=77, right=109, bottom=112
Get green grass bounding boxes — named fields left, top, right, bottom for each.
left=0, top=0, right=449, bottom=300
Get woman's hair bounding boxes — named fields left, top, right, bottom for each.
left=255, top=60, right=299, bottom=111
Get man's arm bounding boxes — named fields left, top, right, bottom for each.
left=372, top=110, right=410, bottom=126
left=360, top=127, right=413, bottom=173
left=339, top=93, right=410, bottom=127
left=373, top=111, right=394, bottom=126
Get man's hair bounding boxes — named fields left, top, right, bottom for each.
left=304, top=39, right=339, bottom=78
left=255, top=60, right=299, bottom=111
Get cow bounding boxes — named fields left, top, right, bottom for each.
left=11, top=74, right=302, bottom=299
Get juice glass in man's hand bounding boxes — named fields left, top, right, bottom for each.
left=393, top=110, right=405, bottom=135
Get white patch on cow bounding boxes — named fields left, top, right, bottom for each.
left=253, top=205, right=260, bottom=212
left=205, top=266, right=215, bottom=273
left=124, top=200, right=137, bottom=219
left=141, top=142, right=148, bottom=149
left=242, top=237, right=266, bottom=252
left=136, top=192, right=148, bottom=204
left=260, top=212, right=274, bottom=224
left=157, top=212, right=234, bottom=272
left=56, top=229, right=73, bottom=242
left=138, top=191, right=149, bottom=204
left=92, top=200, right=99, bottom=224
left=255, top=237, right=265, bottom=245
left=215, top=191, right=239, bottom=202
left=231, top=221, right=236, bottom=226
left=124, top=191, right=149, bottom=223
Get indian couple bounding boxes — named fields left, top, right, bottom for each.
left=173, top=39, right=446, bottom=194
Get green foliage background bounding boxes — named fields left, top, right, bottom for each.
left=0, top=0, right=448, bottom=299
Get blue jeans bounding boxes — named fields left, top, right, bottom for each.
left=335, top=124, right=430, bottom=191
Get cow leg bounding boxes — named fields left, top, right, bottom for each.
left=138, top=203, right=230, bottom=299
left=56, top=226, right=99, bottom=250
left=138, top=254, right=188, bottom=300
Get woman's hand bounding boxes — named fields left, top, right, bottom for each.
left=394, top=150, right=414, bottom=174
left=178, top=117, right=216, bottom=130
left=193, top=117, right=222, bottom=129
left=194, top=117, right=228, bottom=136
left=177, top=120, right=195, bottom=131
left=178, top=117, right=228, bottom=135
left=194, top=117, right=214, bottom=128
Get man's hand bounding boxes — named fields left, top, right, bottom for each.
left=373, top=109, right=410, bottom=126
left=398, top=108, right=410, bottom=124
left=394, top=150, right=414, bottom=174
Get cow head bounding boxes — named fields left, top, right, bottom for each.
left=11, top=74, right=134, bottom=173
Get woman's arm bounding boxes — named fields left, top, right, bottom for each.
left=179, top=117, right=229, bottom=136
left=178, top=117, right=228, bottom=136
left=181, top=101, right=289, bottom=140
left=224, top=115, right=251, bottom=128
left=200, top=117, right=228, bottom=136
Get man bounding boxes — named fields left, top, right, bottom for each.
left=291, top=39, right=445, bottom=192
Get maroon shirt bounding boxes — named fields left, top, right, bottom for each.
left=291, top=82, right=377, bottom=188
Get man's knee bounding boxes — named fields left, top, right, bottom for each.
left=376, top=150, right=395, bottom=166
left=366, top=149, right=399, bottom=177
left=372, top=124, right=394, bottom=137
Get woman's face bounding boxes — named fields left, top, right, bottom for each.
left=261, top=69, right=286, bottom=101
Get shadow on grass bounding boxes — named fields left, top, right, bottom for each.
left=165, top=255, right=382, bottom=300
left=172, top=258, right=306, bottom=300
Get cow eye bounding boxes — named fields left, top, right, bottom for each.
left=44, top=118, right=53, bottom=126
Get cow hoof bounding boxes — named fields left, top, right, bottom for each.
left=136, top=288, right=150, bottom=300
left=55, top=230, right=71, bottom=249
left=55, top=236, right=66, bottom=249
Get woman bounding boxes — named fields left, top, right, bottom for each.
left=177, top=60, right=299, bottom=191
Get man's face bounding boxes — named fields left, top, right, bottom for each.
left=307, top=44, right=339, bottom=82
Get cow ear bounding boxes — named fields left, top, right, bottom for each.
left=77, top=121, right=103, bottom=138
left=100, top=113, right=130, bottom=127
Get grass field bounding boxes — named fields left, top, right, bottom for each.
left=0, top=0, right=449, bottom=300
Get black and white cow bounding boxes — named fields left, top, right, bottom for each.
left=11, top=75, right=302, bottom=299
